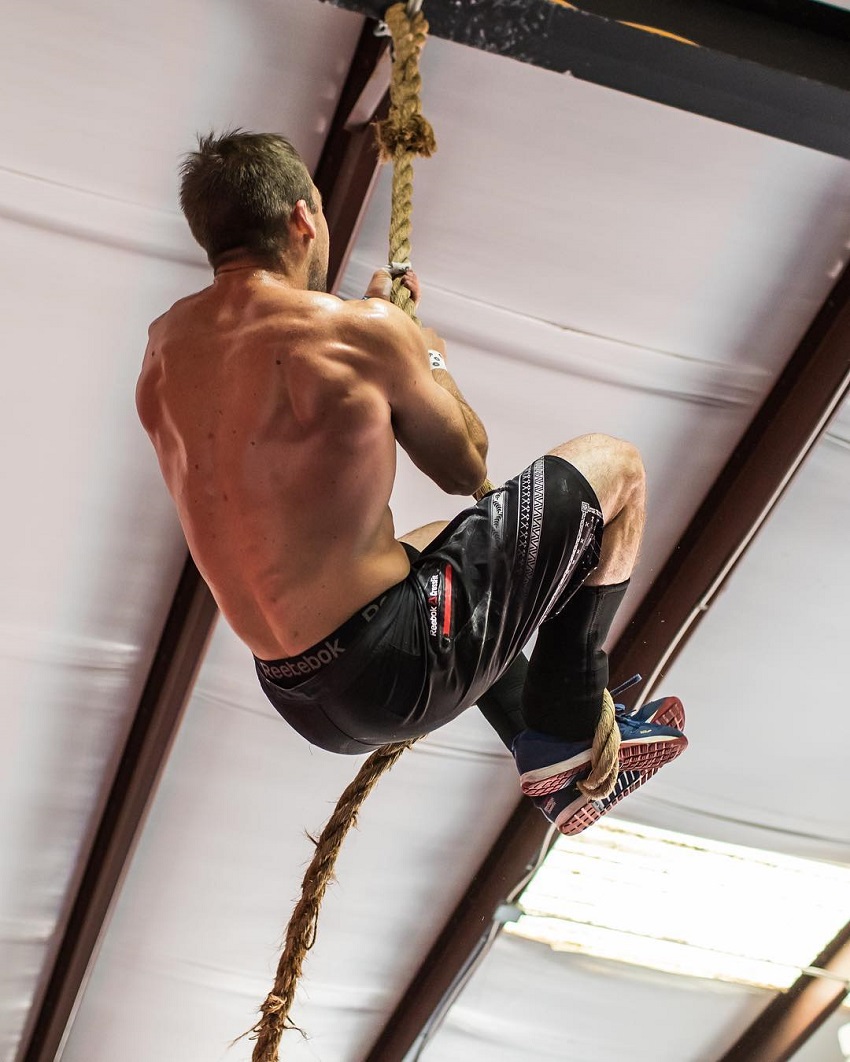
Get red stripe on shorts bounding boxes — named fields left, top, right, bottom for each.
left=443, top=564, right=453, bottom=636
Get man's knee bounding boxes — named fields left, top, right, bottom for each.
left=603, top=435, right=645, bottom=491
left=550, top=433, right=643, bottom=474
left=547, top=434, right=645, bottom=521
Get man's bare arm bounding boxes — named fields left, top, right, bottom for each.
left=423, top=329, right=489, bottom=473
left=349, top=295, right=488, bottom=495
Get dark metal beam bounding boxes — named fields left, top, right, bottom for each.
left=718, top=921, right=850, bottom=1061
left=314, top=20, right=390, bottom=290
left=15, top=20, right=392, bottom=1062
left=363, top=264, right=850, bottom=1061
left=321, top=121, right=389, bottom=292
left=324, top=0, right=850, bottom=160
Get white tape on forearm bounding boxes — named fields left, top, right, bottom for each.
left=428, top=349, right=447, bottom=371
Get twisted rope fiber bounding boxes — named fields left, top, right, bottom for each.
left=244, top=739, right=416, bottom=1061
left=374, top=2, right=435, bottom=325
left=244, top=7, right=612, bottom=1055
left=375, top=4, right=494, bottom=500
left=369, top=0, right=619, bottom=797
left=576, top=688, right=619, bottom=799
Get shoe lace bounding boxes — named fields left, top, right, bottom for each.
left=611, top=673, right=642, bottom=717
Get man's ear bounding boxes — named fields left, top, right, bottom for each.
left=290, top=199, right=317, bottom=241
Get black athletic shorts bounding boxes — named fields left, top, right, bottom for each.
left=255, top=455, right=604, bottom=754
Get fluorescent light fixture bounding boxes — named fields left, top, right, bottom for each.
left=505, top=819, right=850, bottom=992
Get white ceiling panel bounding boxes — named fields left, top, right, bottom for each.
left=427, top=933, right=773, bottom=1062
left=0, top=0, right=363, bottom=207
left=0, top=0, right=364, bottom=1057
left=347, top=36, right=850, bottom=371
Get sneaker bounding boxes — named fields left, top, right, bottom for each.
left=534, top=776, right=598, bottom=834
left=514, top=691, right=687, bottom=798
left=534, top=766, right=647, bottom=836
left=612, top=693, right=685, bottom=797
left=619, top=694, right=685, bottom=732
left=608, top=674, right=685, bottom=731
left=531, top=685, right=688, bottom=834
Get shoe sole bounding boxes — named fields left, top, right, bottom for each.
left=526, top=696, right=686, bottom=797
left=545, top=699, right=686, bottom=835
left=556, top=768, right=645, bottom=835
left=652, top=696, right=685, bottom=732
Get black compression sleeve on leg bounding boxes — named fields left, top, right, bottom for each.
left=521, top=580, right=629, bottom=741
left=476, top=653, right=529, bottom=751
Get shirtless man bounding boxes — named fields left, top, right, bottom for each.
left=137, top=131, right=686, bottom=836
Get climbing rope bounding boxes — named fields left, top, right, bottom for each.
left=373, top=3, right=495, bottom=498
left=243, top=740, right=415, bottom=1061
left=374, top=2, right=434, bottom=324
left=245, top=6, right=615, bottom=1056
left=372, top=3, right=617, bottom=800
left=576, top=688, right=619, bottom=798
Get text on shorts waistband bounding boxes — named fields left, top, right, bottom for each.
left=255, top=592, right=389, bottom=688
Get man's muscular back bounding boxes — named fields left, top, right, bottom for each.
left=136, top=270, right=487, bottom=659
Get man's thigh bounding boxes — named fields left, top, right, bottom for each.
left=398, top=519, right=450, bottom=552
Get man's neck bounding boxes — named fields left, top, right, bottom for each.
left=213, top=252, right=304, bottom=287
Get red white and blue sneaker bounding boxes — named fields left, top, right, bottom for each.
left=531, top=687, right=687, bottom=835
left=621, top=691, right=685, bottom=732
left=513, top=680, right=687, bottom=798
left=534, top=767, right=645, bottom=836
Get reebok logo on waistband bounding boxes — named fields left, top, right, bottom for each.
left=259, top=638, right=345, bottom=680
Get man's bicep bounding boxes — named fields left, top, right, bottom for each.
left=391, top=373, right=482, bottom=494
left=351, top=300, right=484, bottom=494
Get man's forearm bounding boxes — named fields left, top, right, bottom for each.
left=433, top=367, right=489, bottom=461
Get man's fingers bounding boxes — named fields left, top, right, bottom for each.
left=363, top=268, right=393, bottom=300
left=400, top=270, right=421, bottom=304
left=363, top=266, right=421, bottom=304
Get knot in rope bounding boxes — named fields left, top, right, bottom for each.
left=373, top=3, right=493, bottom=500
left=374, top=2, right=435, bottom=324
left=374, top=4, right=436, bottom=162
